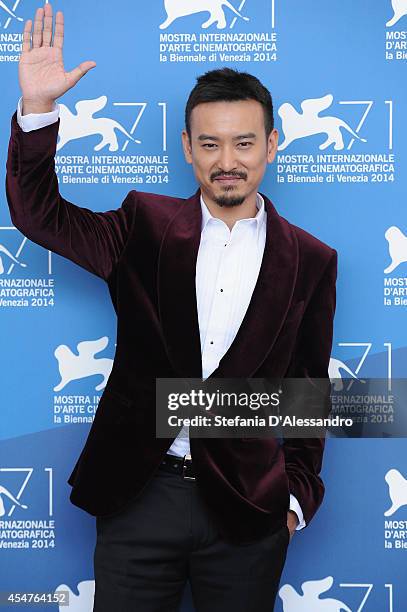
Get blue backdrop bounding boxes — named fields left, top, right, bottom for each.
left=1, top=1, right=407, bottom=610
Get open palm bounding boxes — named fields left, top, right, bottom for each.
left=19, top=4, right=96, bottom=110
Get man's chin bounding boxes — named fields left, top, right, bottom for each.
left=213, top=194, right=246, bottom=207
left=212, top=186, right=248, bottom=208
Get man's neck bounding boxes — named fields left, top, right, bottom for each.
left=200, top=190, right=259, bottom=230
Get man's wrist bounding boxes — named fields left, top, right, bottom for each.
left=21, top=98, right=56, bottom=115
left=287, top=509, right=299, bottom=527
left=17, top=97, right=60, bottom=132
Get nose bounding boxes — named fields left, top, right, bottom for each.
left=217, top=145, right=238, bottom=172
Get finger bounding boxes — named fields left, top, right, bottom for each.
left=66, top=61, right=97, bottom=87
left=42, top=3, right=53, bottom=46
left=32, top=7, right=44, bottom=48
left=22, top=19, right=32, bottom=53
left=53, top=11, right=64, bottom=49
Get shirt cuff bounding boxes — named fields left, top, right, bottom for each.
left=289, top=493, right=306, bottom=530
left=17, top=97, right=60, bottom=132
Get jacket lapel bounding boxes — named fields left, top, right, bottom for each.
left=157, top=189, right=299, bottom=379
left=209, top=192, right=299, bottom=377
left=158, top=189, right=203, bottom=378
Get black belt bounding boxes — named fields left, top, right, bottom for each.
left=160, top=453, right=196, bottom=481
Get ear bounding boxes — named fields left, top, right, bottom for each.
left=267, top=128, right=279, bottom=164
left=182, top=129, right=193, bottom=164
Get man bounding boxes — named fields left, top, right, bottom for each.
left=6, top=4, right=337, bottom=611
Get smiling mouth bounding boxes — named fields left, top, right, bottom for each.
left=213, top=176, right=244, bottom=183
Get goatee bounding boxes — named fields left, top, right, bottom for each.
left=214, top=195, right=246, bottom=208
left=213, top=193, right=246, bottom=207
left=210, top=170, right=248, bottom=207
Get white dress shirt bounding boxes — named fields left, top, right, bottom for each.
left=16, top=99, right=306, bottom=530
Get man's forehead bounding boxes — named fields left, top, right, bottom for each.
left=190, top=100, right=264, bottom=132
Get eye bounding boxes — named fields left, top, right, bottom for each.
left=237, top=141, right=253, bottom=148
left=202, top=143, right=217, bottom=149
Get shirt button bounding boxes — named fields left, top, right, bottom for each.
left=210, top=341, right=214, bottom=345
left=220, top=289, right=223, bottom=292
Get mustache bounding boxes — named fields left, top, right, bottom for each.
left=210, top=170, right=247, bottom=182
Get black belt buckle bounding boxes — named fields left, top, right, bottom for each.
left=182, top=453, right=195, bottom=481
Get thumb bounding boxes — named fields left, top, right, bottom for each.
left=66, top=60, right=96, bottom=87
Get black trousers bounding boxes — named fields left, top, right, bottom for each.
left=93, top=464, right=290, bottom=611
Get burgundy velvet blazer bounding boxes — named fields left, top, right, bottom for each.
left=6, top=114, right=337, bottom=543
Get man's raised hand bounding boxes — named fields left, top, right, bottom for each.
left=19, top=3, right=96, bottom=115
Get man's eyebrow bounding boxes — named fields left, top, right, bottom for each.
left=233, top=133, right=257, bottom=140
left=197, top=134, right=219, bottom=141
left=197, top=133, right=257, bottom=141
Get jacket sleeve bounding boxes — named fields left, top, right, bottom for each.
left=282, top=248, right=338, bottom=527
left=5, top=113, right=136, bottom=281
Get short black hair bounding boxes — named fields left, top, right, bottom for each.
left=185, top=67, right=274, bottom=138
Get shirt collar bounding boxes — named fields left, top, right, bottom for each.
left=200, top=192, right=266, bottom=240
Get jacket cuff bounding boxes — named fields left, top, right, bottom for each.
left=11, top=111, right=60, bottom=154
